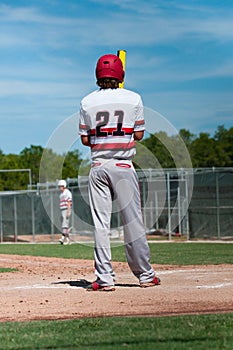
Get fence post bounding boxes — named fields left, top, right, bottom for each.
left=177, top=185, right=181, bottom=234
left=31, top=194, right=35, bottom=242
left=50, top=191, right=54, bottom=242
left=142, top=179, right=147, bottom=228
left=14, top=195, right=18, bottom=242
left=215, top=171, right=220, bottom=239
left=155, top=191, right=159, bottom=230
left=167, top=172, right=172, bottom=240
left=0, top=197, right=3, bottom=243
left=185, top=172, right=190, bottom=240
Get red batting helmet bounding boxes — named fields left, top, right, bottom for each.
left=95, top=54, right=124, bottom=82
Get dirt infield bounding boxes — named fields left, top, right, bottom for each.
left=0, top=254, right=232, bottom=322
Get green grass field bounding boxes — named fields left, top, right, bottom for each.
left=0, top=242, right=232, bottom=349
left=0, top=314, right=232, bottom=350
left=0, top=242, right=232, bottom=265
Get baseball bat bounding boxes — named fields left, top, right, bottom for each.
left=117, top=50, right=126, bottom=88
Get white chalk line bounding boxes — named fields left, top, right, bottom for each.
left=1, top=268, right=232, bottom=291
left=158, top=268, right=205, bottom=275
left=2, top=273, right=233, bottom=292
left=196, top=282, right=233, bottom=289
left=15, top=284, right=77, bottom=290
left=1, top=281, right=232, bottom=292
left=1, top=284, right=77, bottom=291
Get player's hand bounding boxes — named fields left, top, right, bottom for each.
left=66, top=210, right=71, bottom=219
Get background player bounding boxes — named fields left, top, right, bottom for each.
left=79, top=53, right=160, bottom=291
left=58, top=180, right=72, bottom=245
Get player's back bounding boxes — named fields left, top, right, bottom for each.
left=81, top=87, right=141, bottom=106
left=80, top=88, right=145, bottom=160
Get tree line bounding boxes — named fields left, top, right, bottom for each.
left=0, top=125, right=232, bottom=190
left=141, top=125, right=233, bottom=169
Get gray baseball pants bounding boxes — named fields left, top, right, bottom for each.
left=88, top=158, right=155, bottom=286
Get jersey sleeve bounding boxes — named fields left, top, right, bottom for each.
left=79, top=104, right=90, bottom=136
left=134, top=96, right=145, bottom=132
left=67, top=191, right=72, bottom=206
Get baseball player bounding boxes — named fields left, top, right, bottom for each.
left=79, top=54, right=160, bottom=291
left=58, top=180, right=72, bottom=245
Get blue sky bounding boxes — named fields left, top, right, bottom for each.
left=0, top=0, right=233, bottom=155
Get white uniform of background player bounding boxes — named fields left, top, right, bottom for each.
left=58, top=180, right=72, bottom=245
left=79, top=54, right=160, bottom=291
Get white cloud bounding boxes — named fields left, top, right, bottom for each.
left=87, top=0, right=233, bottom=43
left=1, top=2, right=233, bottom=51
left=144, top=90, right=233, bottom=135
left=0, top=0, right=232, bottom=154
left=0, top=4, right=69, bottom=25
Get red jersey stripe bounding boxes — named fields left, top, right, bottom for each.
left=135, top=120, right=144, bottom=126
left=90, top=141, right=135, bottom=151
left=79, top=123, right=89, bottom=130
left=90, top=127, right=134, bottom=136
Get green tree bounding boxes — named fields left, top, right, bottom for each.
left=62, top=149, right=82, bottom=179
left=141, top=132, right=175, bottom=168
left=20, top=145, right=44, bottom=184
left=190, top=132, right=228, bottom=167
left=141, top=131, right=192, bottom=168
left=179, top=129, right=195, bottom=148
left=39, top=148, right=64, bottom=183
left=0, top=153, right=28, bottom=190
left=214, top=125, right=233, bottom=166
left=39, top=148, right=84, bottom=183
left=0, top=124, right=232, bottom=190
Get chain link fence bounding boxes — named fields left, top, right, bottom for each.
left=0, top=168, right=232, bottom=243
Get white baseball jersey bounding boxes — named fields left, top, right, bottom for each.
left=59, top=188, right=72, bottom=210
left=79, top=88, right=145, bottom=160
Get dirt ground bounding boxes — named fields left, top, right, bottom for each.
left=0, top=253, right=232, bottom=322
